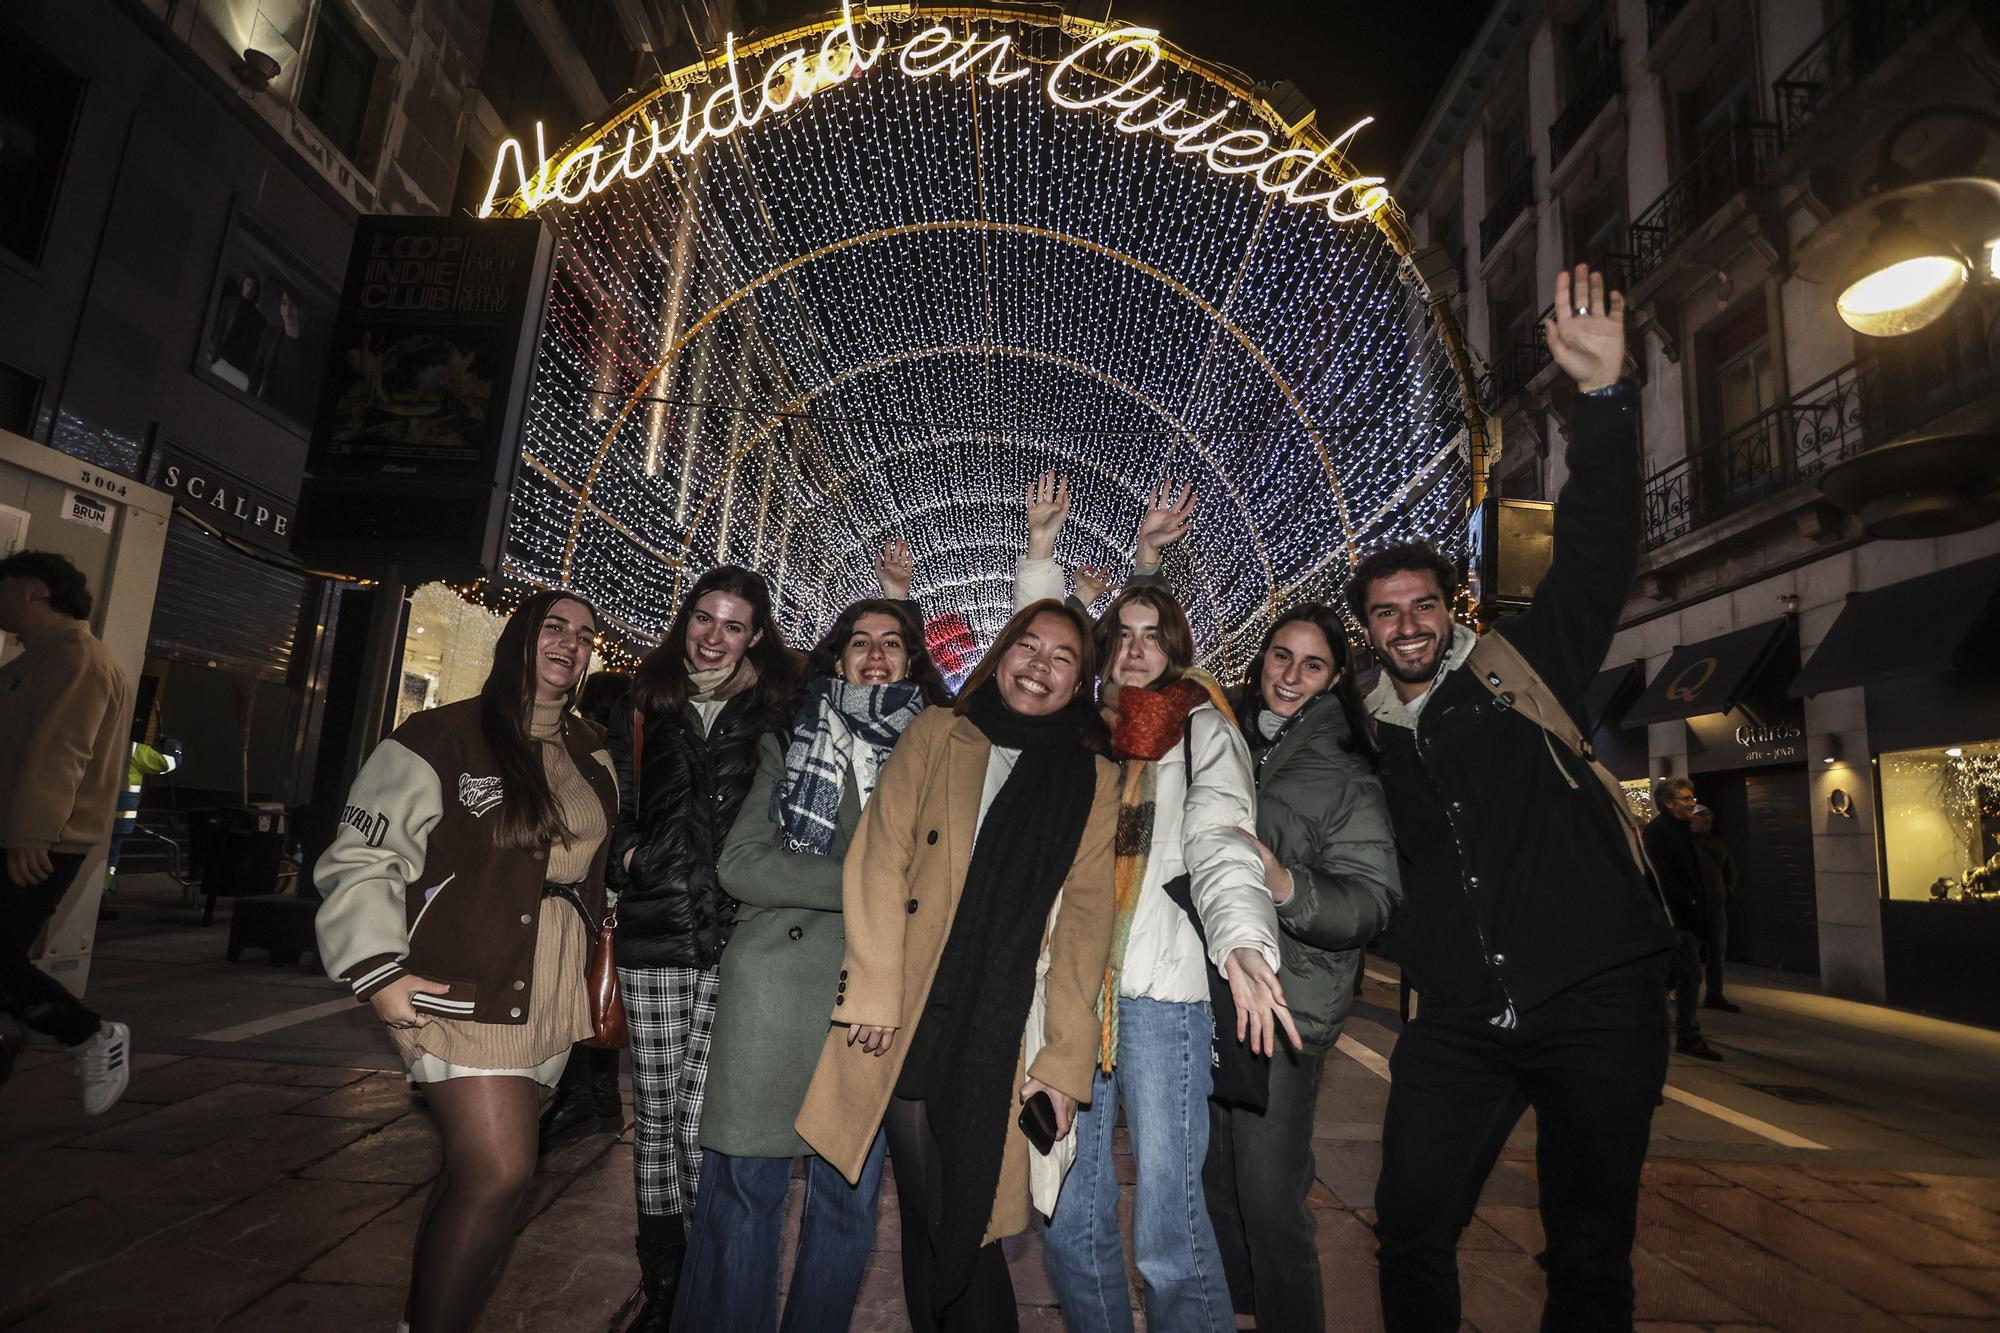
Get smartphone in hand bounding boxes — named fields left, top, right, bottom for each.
left=1018, top=1090, right=1059, bottom=1156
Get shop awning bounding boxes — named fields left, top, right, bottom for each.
left=1789, top=554, right=2000, bottom=697
left=1625, top=618, right=1792, bottom=725
left=1582, top=660, right=1644, bottom=733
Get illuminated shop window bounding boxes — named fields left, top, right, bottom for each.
left=1880, top=740, right=2000, bottom=902
left=395, top=583, right=507, bottom=727
left=1620, top=779, right=1655, bottom=825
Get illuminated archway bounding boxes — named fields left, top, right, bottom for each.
left=489, top=5, right=1477, bottom=675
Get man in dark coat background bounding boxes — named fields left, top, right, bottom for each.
left=1642, top=778, right=1722, bottom=1061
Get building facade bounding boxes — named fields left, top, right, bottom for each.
left=0, top=0, right=694, bottom=822
left=1396, top=0, right=2000, bottom=1024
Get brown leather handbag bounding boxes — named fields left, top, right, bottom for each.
left=579, top=706, right=640, bottom=1049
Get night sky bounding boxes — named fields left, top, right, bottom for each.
left=752, top=0, right=1490, bottom=176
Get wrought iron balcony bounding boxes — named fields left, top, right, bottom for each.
left=1643, top=297, right=2000, bottom=549
left=1773, top=0, right=1943, bottom=145
left=1624, top=123, right=1780, bottom=290
left=1642, top=363, right=1868, bottom=549
left=1479, top=159, right=1536, bottom=257
left=1647, top=0, right=1689, bottom=44
left=1489, top=339, right=1548, bottom=406
left=1549, top=44, right=1621, bottom=166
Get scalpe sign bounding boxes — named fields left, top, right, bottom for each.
left=478, top=4, right=1391, bottom=226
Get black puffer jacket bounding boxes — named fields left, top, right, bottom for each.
left=608, top=693, right=769, bottom=969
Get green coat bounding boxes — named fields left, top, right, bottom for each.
left=1252, top=696, right=1403, bottom=1049
left=706, top=731, right=862, bottom=1158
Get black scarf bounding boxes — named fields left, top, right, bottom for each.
left=900, top=678, right=1099, bottom=1296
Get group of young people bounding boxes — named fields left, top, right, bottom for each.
left=314, top=265, right=1681, bottom=1333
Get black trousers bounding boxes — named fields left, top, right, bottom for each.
left=1374, top=956, right=1668, bottom=1333
left=1203, top=1042, right=1327, bottom=1333
left=882, top=1095, right=1016, bottom=1333
left=1, top=855, right=102, bottom=1046
left=1667, top=930, right=1703, bottom=1038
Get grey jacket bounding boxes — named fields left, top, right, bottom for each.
left=1249, top=695, right=1402, bottom=1049
left=706, top=731, right=862, bottom=1158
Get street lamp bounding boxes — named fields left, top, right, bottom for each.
left=1795, top=106, right=2000, bottom=338
left=1833, top=205, right=1968, bottom=337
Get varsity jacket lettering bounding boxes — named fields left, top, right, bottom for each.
left=314, top=699, right=617, bottom=1024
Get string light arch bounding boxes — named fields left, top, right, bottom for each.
left=487, top=5, right=1478, bottom=680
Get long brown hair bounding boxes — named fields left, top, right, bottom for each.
left=632, top=565, right=797, bottom=724
left=956, top=599, right=1111, bottom=751
left=1092, top=584, right=1196, bottom=690
left=479, top=588, right=598, bottom=850
left=801, top=598, right=952, bottom=707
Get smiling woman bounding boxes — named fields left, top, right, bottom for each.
left=313, top=586, right=620, bottom=1331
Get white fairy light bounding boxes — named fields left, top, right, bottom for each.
left=496, top=10, right=1470, bottom=679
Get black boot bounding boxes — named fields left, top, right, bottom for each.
left=589, top=1045, right=624, bottom=1121
left=628, top=1212, right=686, bottom=1332
left=540, top=1044, right=613, bottom=1151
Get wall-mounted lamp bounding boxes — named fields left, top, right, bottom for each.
left=1821, top=734, right=1844, bottom=767
left=236, top=48, right=282, bottom=93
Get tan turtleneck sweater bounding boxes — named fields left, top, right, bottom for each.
left=391, top=696, right=615, bottom=1074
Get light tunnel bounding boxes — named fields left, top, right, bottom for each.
left=487, top=5, right=1475, bottom=681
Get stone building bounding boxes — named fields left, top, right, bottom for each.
left=1395, top=0, right=2000, bottom=1023
left=0, top=0, right=702, bottom=813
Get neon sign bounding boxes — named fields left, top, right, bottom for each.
left=478, top=6, right=1389, bottom=226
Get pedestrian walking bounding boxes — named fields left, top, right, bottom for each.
left=609, top=565, right=798, bottom=1329
left=314, top=589, right=617, bottom=1333
left=796, top=600, right=1121, bottom=1333
left=1359, top=265, right=1682, bottom=1331
left=1691, top=805, right=1740, bottom=1012
left=1208, top=604, right=1401, bottom=1333
left=672, top=541, right=950, bottom=1333
left=0, top=551, right=132, bottom=1115
left=1645, top=779, right=1722, bottom=1059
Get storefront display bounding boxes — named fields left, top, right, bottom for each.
left=1880, top=739, right=2000, bottom=903
left=395, top=583, right=508, bottom=728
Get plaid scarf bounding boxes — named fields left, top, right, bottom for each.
left=1097, top=670, right=1237, bottom=1070
left=773, top=677, right=927, bottom=854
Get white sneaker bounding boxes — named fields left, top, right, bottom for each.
left=73, top=1021, right=131, bottom=1115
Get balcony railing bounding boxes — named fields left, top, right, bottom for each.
left=1643, top=296, right=2000, bottom=549
left=1479, top=159, right=1536, bottom=257
left=1549, top=43, right=1622, bottom=165
left=1773, top=0, right=1942, bottom=145
left=1647, top=0, right=1689, bottom=44
left=1643, top=363, right=1868, bottom=549
left=1625, top=123, right=1780, bottom=289
left=1489, top=339, right=1548, bottom=405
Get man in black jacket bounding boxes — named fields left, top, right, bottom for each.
left=1353, top=266, right=1680, bottom=1332
left=1643, top=778, right=1723, bottom=1060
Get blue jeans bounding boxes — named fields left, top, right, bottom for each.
left=672, top=1131, right=887, bottom=1333
left=1044, top=997, right=1234, bottom=1333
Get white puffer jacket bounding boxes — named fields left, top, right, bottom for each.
left=1016, top=558, right=1281, bottom=1003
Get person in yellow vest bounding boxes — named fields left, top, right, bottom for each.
left=0, top=551, right=133, bottom=1115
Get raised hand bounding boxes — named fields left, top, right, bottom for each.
left=1135, top=477, right=1195, bottom=567
left=1074, top=563, right=1118, bottom=606
left=873, top=536, right=914, bottom=600
left=1543, top=264, right=1626, bottom=394
left=1026, top=470, right=1071, bottom=561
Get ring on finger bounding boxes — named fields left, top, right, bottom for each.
left=1574, top=304, right=1590, bottom=317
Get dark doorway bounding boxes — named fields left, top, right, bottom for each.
left=1702, top=764, right=1819, bottom=975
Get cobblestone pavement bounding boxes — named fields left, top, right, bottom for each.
left=4, top=878, right=1999, bottom=1331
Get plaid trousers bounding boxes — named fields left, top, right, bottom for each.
left=619, top=963, right=719, bottom=1219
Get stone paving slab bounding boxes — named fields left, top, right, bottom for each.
left=9, top=889, right=2000, bottom=1330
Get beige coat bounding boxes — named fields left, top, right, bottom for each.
left=795, top=706, right=1120, bottom=1246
